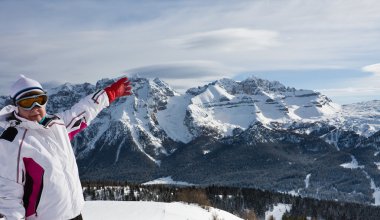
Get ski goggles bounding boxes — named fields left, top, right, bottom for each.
left=15, top=94, right=48, bottom=110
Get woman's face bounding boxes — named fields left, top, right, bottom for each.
left=18, top=105, right=46, bottom=122
left=16, top=91, right=47, bottom=122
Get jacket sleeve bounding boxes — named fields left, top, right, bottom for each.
left=0, top=140, right=25, bottom=220
left=56, top=90, right=110, bottom=140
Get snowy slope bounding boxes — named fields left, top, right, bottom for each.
left=82, top=201, right=243, bottom=220
left=156, top=94, right=193, bottom=143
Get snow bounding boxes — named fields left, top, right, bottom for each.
left=305, top=174, right=311, bottom=189
left=375, top=162, right=380, bottom=170
left=282, top=190, right=299, bottom=196
left=203, top=150, right=211, bottom=155
left=82, top=201, right=243, bottom=220
left=340, top=155, right=364, bottom=169
left=121, top=96, right=162, bottom=165
left=76, top=116, right=111, bottom=159
left=283, top=91, right=340, bottom=120
left=114, top=139, right=125, bottom=164
left=265, top=203, right=292, bottom=220
left=322, top=129, right=341, bottom=151
left=370, top=181, right=380, bottom=206
left=143, top=176, right=194, bottom=186
left=254, top=92, right=288, bottom=120
left=362, top=170, right=380, bottom=205
left=156, top=94, right=193, bottom=143
left=191, top=84, right=234, bottom=105
left=213, top=99, right=256, bottom=125
left=339, top=100, right=380, bottom=137
left=187, top=84, right=258, bottom=136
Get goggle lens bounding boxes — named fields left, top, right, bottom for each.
left=16, top=94, right=48, bottom=109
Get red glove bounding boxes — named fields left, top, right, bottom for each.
left=104, top=77, right=132, bottom=103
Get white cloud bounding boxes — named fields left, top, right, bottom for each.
left=1, top=0, right=380, bottom=103
left=315, top=63, right=380, bottom=103
left=167, top=28, right=280, bottom=52
left=126, top=61, right=231, bottom=78
left=319, top=87, right=380, bottom=96
left=319, top=87, right=380, bottom=104
left=362, top=63, right=380, bottom=75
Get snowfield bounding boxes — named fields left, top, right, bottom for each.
left=340, top=155, right=364, bottom=169
left=82, top=201, right=243, bottom=220
left=142, top=176, right=195, bottom=186
left=265, top=203, right=292, bottom=220
left=0, top=201, right=291, bottom=220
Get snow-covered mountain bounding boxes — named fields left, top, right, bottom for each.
left=1, top=75, right=380, bottom=205
left=182, top=77, right=340, bottom=140
left=67, top=76, right=348, bottom=166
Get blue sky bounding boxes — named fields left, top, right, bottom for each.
left=1, top=0, right=380, bottom=104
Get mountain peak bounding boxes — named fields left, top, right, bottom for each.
left=185, top=77, right=273, bottom=96
left=237, top=76, right=294, bottom=94
left=153, top=78, right=176, bottom=95
left=187, top=76, right=296, bottom=96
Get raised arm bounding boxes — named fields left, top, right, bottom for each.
left=56, top=77, right=132, bottom=140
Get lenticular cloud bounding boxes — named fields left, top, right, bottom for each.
left=362, top=63, right=380, bottom=75
left=169, top=28, right=280, bottom=52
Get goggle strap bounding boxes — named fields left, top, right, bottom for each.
left=12, top=88, right=46, bottom=103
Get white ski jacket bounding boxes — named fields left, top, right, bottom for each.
left=0, top=90, right=110, bottom=220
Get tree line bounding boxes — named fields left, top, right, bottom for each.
left=81, top=180, right=380, bottom=220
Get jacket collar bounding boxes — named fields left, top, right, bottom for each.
left=0, top=105, right=50, bottom=130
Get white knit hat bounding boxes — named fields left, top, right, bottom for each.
left=10, top=75, right=45, bottom=101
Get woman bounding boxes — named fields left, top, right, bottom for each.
left=0, top=75, right=131, bottom=220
